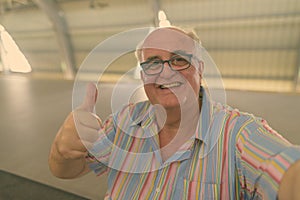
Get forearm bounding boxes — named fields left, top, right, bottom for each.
left=278, top=160, right=300, bottom=200
left=48, top=142, right=90, bottom=179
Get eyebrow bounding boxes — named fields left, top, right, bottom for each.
left=144, top=50, right=191, bottom=62
left=144, top=56, right=160, bottom=62
left=172, top=50, right=191, bottom=56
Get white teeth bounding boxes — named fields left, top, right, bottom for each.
left=159, top=82, right=182, bottom=89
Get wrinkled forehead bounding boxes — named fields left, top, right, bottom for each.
left=141, top=28, right=196, bottom=55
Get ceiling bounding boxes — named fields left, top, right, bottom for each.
left=0, top=0, right=300, bottom=92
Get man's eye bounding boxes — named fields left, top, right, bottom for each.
left=172, top=57, right=189, bottom=65
left=175, top=57, right=187, bottom=62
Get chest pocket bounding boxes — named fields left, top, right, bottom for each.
left=172, top=140, right=223, bottom=200
left=174, top=178, right=222, bottom=200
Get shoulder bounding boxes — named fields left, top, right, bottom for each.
left=211, top=102, right=290, bottom=145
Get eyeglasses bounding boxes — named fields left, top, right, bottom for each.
left=140, top=54, right=193, bottom=76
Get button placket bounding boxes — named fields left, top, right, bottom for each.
left=152, top=168, right=165, bottom=199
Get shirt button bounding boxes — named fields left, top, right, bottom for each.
left=155, top=187, right=161, bottom=193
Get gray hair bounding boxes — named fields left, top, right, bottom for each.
left=135, top=26, right=202, bottom=62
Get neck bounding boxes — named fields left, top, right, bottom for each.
left=156, top=98, right=202, bottom=148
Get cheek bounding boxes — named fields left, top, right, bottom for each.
left=141, top=73, right=157, bottom=85
left=184, top=69, right=201, bottom=90
left=143, top=85, right=159, bottom=104
left=194, top=73, right=201, bottom=86
left=191, top=77, right=201, bottom=94
left=143, top=84, right=155, bottom=98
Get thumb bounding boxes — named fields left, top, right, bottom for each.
left=80, top=82, right=98, bottom=112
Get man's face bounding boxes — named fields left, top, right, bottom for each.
left=140, top=28, right=203, bottom=109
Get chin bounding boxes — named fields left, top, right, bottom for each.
left=145, top=88, right=182, bottom=108
left=161, top=102, right=179, bottom=109
left=157, top=97, right=181, bottom=109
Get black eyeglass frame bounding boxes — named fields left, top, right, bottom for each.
left=140, top=53, right=194, bottom=76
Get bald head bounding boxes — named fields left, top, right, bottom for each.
left=136, top=27, right=201, bottom=63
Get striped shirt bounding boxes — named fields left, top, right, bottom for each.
left=87, top=88, right=300, bottom=200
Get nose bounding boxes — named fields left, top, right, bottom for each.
left=159, top=61, right=176, bottom=78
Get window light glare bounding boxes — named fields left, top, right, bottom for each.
left=0, top=25, right=32, bottom=73
left=158, top=10, right=167, bottom=21
left=159, top=20, right=171, bottom=27
left=158, top=10, right=171, bottom=27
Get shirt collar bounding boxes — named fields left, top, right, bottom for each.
left=130, top=86, right=214, bottom=145
left=195, top=87, right=214, bottom=145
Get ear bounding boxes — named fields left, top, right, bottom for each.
left=140, top=70, right=145, bottom=82
left=198, top=60, right=204, bottom=74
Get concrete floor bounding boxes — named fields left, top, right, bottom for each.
left=0, top=75, right=299, bottom=199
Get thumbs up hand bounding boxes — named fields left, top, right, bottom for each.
left=54, top=83, right=101, bottom=160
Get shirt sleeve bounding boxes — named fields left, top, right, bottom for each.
left=86, top=114, right=116, bottom=176
left=235, top=115, right=300, bottom=199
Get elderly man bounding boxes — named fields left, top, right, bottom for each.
left=49, top=26, right=300, bottom=199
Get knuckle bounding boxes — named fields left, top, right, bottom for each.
left=57, top=145, right=70, bottom=158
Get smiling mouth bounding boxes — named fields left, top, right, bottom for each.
left=157, top=82, right=183, bottom=89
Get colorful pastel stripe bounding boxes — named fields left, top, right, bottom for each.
left=87, top=88, right=300, bottom=199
